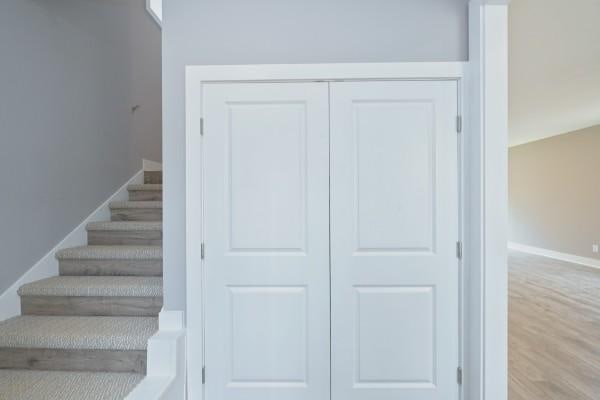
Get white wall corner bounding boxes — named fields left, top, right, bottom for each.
left=146, top=0, right=162, bottom=27
left=126, top=310, right=187, bottom=400
left=0, top=171, right=144, bottom=321
left=467, top=1, right=509, bottom=400
left=143, top=159, right=163, bottom=172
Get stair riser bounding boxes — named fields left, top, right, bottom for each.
left=0, top=348, right=146, bottom=373
left=59, top=260, right=162, bottom=277
left=88, top=230, right=162, bottom=246
left=128, top=190, right=162, bottom=201
left=111, top=209, right=162, bottom=222
left=21, top=296, right=163, bottom=317
left=144, top=171, right=162, bottom=184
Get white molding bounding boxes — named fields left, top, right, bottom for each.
left=508, top=242, right=600, bottom=270
left=467, top=1, right=509, bottom=399
left=0, top=171, right=144, bottom=321
left=126, top=310, right=186, bottom=400
left=143, top=159, right=163, bottom=172
left=186, top=62, right=465, bottom=84
left=185, top=62, right=466, bottom=400
left=146, top=0, right=162, bottom=27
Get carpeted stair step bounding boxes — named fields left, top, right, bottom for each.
left=57, top=246, right=162, bottom=277
left=127, top=184, right=162, bottom=201
left=19, top=276, right=163, bottom=317
left=110, top=201, right=162, bottom=222
left=0, top=370, right=143, bottom=400
left=143, top=171, right=162, bottom=184
left=87, top=221, right=162, bottom=246
left=0, top=316, right=157, bottom=373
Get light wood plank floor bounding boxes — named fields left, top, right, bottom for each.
left=509, top=251, right=600, bottom=400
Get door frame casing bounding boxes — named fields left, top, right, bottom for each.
left=186, top=2, right=510, bottom=392
left=186, top=62, right=472, bottom=400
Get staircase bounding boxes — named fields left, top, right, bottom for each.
left=0, top=172, right=163, bottom=400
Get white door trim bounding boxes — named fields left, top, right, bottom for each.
left=186, top=63, right=466, bottom=400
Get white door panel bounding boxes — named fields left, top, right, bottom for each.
left=203, top=82, right=330, bottom=400
left=330, top=81, right=459, bottom=400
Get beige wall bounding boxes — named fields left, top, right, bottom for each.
left=509, top=125, right=600, bottom=259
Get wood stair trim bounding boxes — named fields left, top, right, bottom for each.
left=144, top=171, right=162, bottom=184
left=143, top=171, right=162, bottom=184
left=87, top=222, right=163, bottom=245
left=21, top=296, right=163, bottom=317
left=0, top=348, right=147, bottom=374
left=59, top=259, right=162, bottom=277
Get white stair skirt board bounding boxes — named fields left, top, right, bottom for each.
left=145, top=0, right=162, bottom=27
left=125, top=310, right=186, bottom=400
left=0, top=170, right=144, bottom=321
left=508, top=242, right=600, bottom=270
left=143, top=159, right=163, bottom=172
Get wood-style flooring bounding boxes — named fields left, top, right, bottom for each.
left=509, top=251, right=600, bottom=400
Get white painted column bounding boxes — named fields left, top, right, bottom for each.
left=467, top=1, right=509, bottom=400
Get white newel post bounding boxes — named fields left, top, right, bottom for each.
left=467, top=1, right=510, bottom=400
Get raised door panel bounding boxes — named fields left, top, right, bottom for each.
left=330, top=80, right=459, bottom=400
left=203, top=82, right=330, bottom=400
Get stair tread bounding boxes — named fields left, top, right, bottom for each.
left=109, top=201, right=162, bottom=209
left=18, top=276, right=162, bottom=297
left=87, top=221, right=162, bottom=231
left=0, top=316, right=157, bottom=350
left=127, top=184, right=162, bottom=191
left=56, top=246, right=162, bottom=260
left=0, top=370, right=143, bottom=400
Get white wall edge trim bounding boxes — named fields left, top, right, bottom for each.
left=146, top=0, right=162, bottom=28
left=143, top=159, right=163, bottom=172
left=508, top=242, right=600, bottom=270
left=0, top=170, right=144, bottom=321
left=468, top=1, right=509, bottom=399
left=186, top=62, right=466, bottom=83
left=126, top=310, right=186, bottom=400
left=185, top=61, right=467, bottom=400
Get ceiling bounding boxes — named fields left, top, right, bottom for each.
left=509, top=0, right=600, bottom=146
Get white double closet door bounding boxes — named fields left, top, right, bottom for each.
left=203, top=80, right=459, bottom=400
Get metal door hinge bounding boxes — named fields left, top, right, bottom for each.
left=456, top=115, right=463, bottom=133
left=202, top=366, right=206, bottom=384
left=201, top=243, right=205, bottom=260
left=200, top=118, right=204, bottom=136
left=456, top=241, right=463, bottom=260
left=457, top=367, right=463, bottom=385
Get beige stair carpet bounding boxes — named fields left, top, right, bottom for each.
left=0, top=370, right=143, bottom=400
left=0, top=175, right=163, bottom=399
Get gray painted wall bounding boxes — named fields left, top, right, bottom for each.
left=0, top=0, right=161, bottom=294
left=162, top=0, right=470, bottom=311
left=509, top=125, right=600, bottom=259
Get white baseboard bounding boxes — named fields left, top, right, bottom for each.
left=508, top=242, right=600, bottom=270
left=126, top=310, right=186, bottom=400
left=143, top=159, right=163, bottom=172
left=0, top=171, right=144, bottom=321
